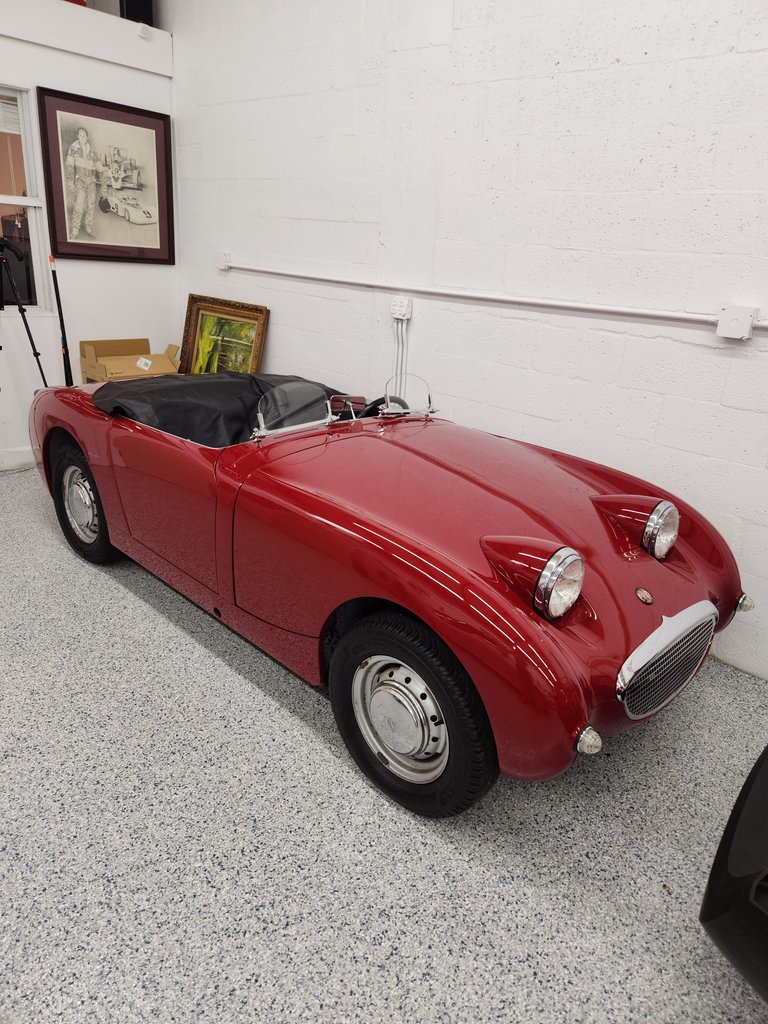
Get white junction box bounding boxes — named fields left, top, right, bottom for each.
left=391, top=295, right=413, bottom=320
left=716, top=305, right=759, bottom=341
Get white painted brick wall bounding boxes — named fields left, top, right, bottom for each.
left=157, top=0, right=768, bottom=679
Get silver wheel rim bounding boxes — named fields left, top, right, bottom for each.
left=62, top=465, right=99, bottom=544
left=351, top=655, right=449, bottom=784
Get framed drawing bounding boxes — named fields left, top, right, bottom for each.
left=37, top=88, right=174, bottom=263
left=179, top=294, right=270, bottom=374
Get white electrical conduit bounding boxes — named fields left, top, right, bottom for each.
left=392, top=318, right=409, bottom=399
left=221, top=256, right=768, bottom=333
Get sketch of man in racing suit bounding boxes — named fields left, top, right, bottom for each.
left=65, top=127, right=101, bottom=239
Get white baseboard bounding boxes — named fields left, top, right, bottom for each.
left=0, top=447, right=35, bottom=472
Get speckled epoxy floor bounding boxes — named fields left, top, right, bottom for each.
left=1, top=466, right=767, bottom=1024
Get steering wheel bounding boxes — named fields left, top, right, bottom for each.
left=359, top=395, right=409, bottom=418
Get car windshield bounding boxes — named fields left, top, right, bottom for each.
left=256, top=380, right=331, bottom=435
left=254, top=374, right=434, bottom=438
left=381, top=374, right=433, bottom=416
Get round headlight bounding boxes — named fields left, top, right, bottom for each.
left=534, top=547, right=585, bottom=620
left=643, top=500, right=679, bottom=560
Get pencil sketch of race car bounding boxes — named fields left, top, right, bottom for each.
left=98, top=190, right=157, bottom=225
left=102, top=147, right=143, bottom=191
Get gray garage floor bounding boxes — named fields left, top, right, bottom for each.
left=1, top=466, right=767, bottom=1024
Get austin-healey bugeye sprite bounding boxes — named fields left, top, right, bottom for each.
left=28, top=371, right=750, bottom=817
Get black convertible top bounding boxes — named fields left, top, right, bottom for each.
left=92, top=372, right=340, bottom=448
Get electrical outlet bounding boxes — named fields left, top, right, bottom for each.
left=391, top=295, right=413, bottom=320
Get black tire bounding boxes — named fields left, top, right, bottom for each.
left=329, top=612, right=498, bottom=817
left=51, top=442, right=121, bottom=564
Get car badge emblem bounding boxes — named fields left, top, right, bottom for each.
left=635, top=587, right=654, bottom=605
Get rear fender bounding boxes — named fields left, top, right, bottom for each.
left=33, top=388, right=129, bottom=540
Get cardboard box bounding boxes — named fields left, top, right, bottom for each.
left=80, top=338, right=181, bottom=383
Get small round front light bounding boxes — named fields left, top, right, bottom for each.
left=643, top=500, right=679, bottom=560
left=576, top=726, right=603, bottom=755
left=534, top=547, right=585, bottom=620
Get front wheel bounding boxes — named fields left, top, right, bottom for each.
left=329, top=613, right=498, bottom=817
left=51, top=443, right=121, bottom=564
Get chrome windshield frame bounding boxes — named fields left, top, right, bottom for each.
left=252, top=399, right=333, bottom=441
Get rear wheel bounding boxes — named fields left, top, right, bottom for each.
left=329, top=612, right=498, bottom=817
left=51, top=443, right=121, bottom=564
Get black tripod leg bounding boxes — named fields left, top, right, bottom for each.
left=50, top=258, right=73, bottom=387
left=0, top=256, right=48, bottom=388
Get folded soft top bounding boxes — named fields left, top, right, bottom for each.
left=91, top=372, right=339, bottom=448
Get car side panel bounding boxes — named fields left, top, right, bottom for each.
left=116, top=530, right=321, bottom=684
left=108, top=419, right=220, bottom=592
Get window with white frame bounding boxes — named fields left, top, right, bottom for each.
left=0, top=88, right=45, bottom=307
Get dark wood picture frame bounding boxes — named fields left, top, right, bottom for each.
left=179, top=294, right=270, bottom=374
left=37, top=87, right=174, bottom=264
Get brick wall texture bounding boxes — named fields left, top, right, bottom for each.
left=158, top=0, right=768, bottom=677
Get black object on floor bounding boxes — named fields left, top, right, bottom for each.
left=700, top=742, right=768, bottom=1003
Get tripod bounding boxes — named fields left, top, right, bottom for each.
left=0, top=237, right=48, bottom=387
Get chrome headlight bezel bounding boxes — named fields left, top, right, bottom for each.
left=642, top=500, right=679, bottom=560
left=534, top=547, right=585, bottom=620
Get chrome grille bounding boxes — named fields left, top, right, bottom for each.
left=617, top=601, right=718, bottom=721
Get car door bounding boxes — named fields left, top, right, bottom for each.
left=232, top=424, right=388, bottom=635
left=108, top=418, right=221, bottom=592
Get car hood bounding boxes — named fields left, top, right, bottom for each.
left=264, top=416, right=663, bottom=564
left=260, top=415, right=738, bottom=630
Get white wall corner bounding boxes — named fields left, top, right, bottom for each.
left=0, top=447, right=35, bottom=472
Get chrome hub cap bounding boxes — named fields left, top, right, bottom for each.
left=62, top=465, right=99, bottom=544
left=351, top=656, right=449, bottom=783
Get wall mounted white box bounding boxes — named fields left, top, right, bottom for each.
left=716, top=306, right=759, bottom=341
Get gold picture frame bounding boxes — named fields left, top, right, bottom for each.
left=179, top=294, right=269, bottom=374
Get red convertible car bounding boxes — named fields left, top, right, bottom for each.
left=28, top=372, right=750, bottom=817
